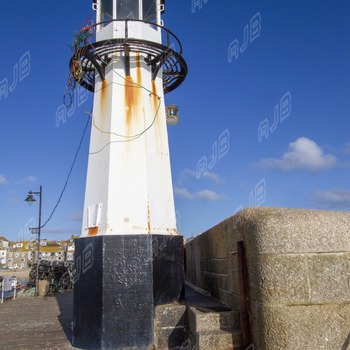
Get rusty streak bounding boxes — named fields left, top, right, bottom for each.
left=136, top=52, right=142, bottom=85
left=100, top=79, right=108, bottom=117
left=124, top=75, right=133, bottom=126
left=124, top=53, right=143, bottom=129
left=147, top=203, right=151, bottom=234
left=88, top=227, right=99, bottom=237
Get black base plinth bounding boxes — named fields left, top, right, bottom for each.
left=72, top=234, right=184, bottom=350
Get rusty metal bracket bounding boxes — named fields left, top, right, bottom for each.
left=84, top=51, right=106, bottom=81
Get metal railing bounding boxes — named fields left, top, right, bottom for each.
left=85, top=18, right=184, bottom=55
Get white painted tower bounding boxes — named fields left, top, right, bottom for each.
left=71, top=0, right=187, bottom=237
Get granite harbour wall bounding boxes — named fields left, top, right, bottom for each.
left=185, top=207, right=350, bottom=350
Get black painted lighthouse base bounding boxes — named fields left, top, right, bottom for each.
left=72, top=234, right=184, bottom=350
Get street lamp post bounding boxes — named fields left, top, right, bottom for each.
left=25, top=185, right=42, bottom=297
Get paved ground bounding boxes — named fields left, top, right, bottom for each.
left=0, top=285, right=231, bottom=350
left=0, top=290, right=77, bottom=350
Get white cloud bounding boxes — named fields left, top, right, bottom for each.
left=201, top=172, right=221, bottom=182
left=255, top=137, right=337, bottom=172
left=175, top=169, right=224, bottom=202
left=178, top=168, right=221, bottom=186
left=69, top=211, right=83, bottom=221
left=314, top=189, right=350, bottom=209
left=13, top=176, right=37, bottom=185
left=174, top=187, right=225, bottom=202
left=26, top=176, right=37, bottom=182
left=344, top=143, right=350, bottom=156
left=0, top=174, right=7, bottom=185
left=174, top=187, right=193, bottom=199
left=194, top=190, right=225, bottom=201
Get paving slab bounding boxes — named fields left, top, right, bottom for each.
left=0, top=290, right=77, bottom=350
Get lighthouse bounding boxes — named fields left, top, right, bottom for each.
left=70, top=1, right=187, bottom=349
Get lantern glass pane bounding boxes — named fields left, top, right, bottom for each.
left=143, top=0, right=157, bottom=22
left=116, top=0, right=139, bottom=20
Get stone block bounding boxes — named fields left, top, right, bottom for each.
left=204, top=258, right=228, bottom=275
left=230, top=293, right=240, bottom=311
left=216, top=288, right=235, bottom=309
left=196, top=330, right=237, bottom=350
left=248, top=300, right=262, bottom=350
left=155, top=304, right=187, bottom=349
left=201, top=272, right=229, bottom=298
left=248, top=254, right=310, bottom=303
left=188, top=307, right=239, bottom=334
left=258, top=303, right=350, bottom=350
left=199, top=227, right=229, bottom=259
left=234, top=207, right=350, bottom=255
left=155, top=327, right=187, bottom=349
left=308, top=253, right=350, bottom=303
left=155, top=304, right=187, bottom=328
left=185, top=242, right=197, bottom=285
left=184, top=307, right=241, bottom=350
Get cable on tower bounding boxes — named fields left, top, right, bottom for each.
left=40, top=115, right=91, bottom=229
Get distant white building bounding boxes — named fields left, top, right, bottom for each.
left=7, top=249, right=28, bottom=269
left=0, top=249, right=6, bottom=267
left=40, top=239, right=48, bottom=246
left=0, top=237, right=9, bottom=249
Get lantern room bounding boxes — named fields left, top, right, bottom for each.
left=93, top=0, right=165, bottom=25
left=92, top=0, right=166, bottom=43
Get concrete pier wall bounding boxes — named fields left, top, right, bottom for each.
left=185, top=207, right=350, bottom=349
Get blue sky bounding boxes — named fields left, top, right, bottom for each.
left=1, top=0, right=349, bottom=242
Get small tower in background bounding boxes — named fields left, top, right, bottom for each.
left=70, top=1, right=187, bottom=349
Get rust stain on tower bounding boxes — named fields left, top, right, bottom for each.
left=100, top=79, right=108, bottom=118
left=152, top=80, right=163, bottom=146
left=147, top=202, right=151, bottom=234
left=124, top=54, right=143, bottom=130
left=88, top=226, right=99, bottom=236
left=124, top=76, right=133, bottom=126
left=151, top=80, right=158, bottom=107
left=136, top=52, right=142, bottom=85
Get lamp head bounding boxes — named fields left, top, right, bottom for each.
left=25, top=191, right=36, bottom=206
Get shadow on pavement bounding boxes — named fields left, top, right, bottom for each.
left=54, top=290, right=75, bottom=347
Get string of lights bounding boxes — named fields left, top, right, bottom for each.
left=64, top=19, right=95, bottom=108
